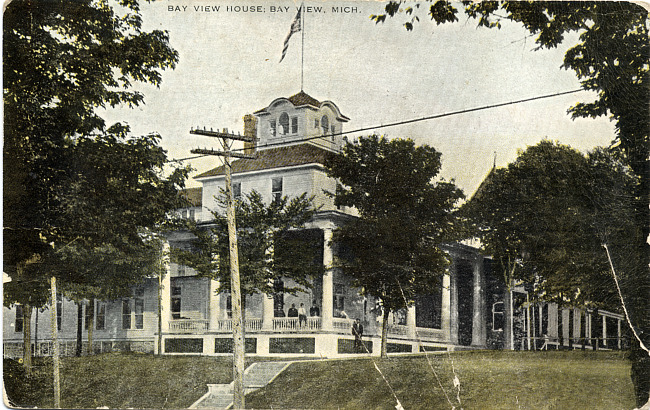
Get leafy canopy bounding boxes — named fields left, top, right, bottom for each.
left=463, top=141, right=637, bottom=308
left=3, top=0, right=185, bottom=306
left=326, top=135, right=464, bottom=311
left=173, top=191, right=323, bottom=296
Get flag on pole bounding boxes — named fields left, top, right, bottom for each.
left=279, top=6, right=302, bottom=63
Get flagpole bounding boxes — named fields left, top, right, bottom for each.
left=301, top=2, right=305, bottom=91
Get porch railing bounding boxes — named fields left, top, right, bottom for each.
left=333, top=318, right=353, bottom=332
left=415, top=327, right=444, bottom=341
left=169, top=319, right=209, bottom=333
left=217, top=318, right=263, bottom=332
left=272, top=317, right=321, bottom=331
left=386, top=324, right=409, bottom=336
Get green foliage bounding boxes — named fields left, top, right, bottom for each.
left=463, top=141, right=637, bottom=308
left=3, top=0, right=186, bottom=307
left=173, top=190, right=322, bottom=296
left=371, top=4, right=649, bottom=401
left=326, top=135, right=464, bottom=313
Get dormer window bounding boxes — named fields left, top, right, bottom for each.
left=320, top=116, right=329, bottom=135
left=279, top=113, right=289, bottom=135
left=270, top=120, right=276, bottom=136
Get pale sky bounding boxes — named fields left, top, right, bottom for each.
left=101, top=0, right=617, bottom=196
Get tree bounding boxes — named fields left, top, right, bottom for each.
left=173, top=190, right=323, bottom=299
left=326, top=136, right=464, bottom=356
left=3, top=0, right=183, bottom=372
left=372, top=2, right=649, bottom=403
left=464, top=141, right=635, bottom=304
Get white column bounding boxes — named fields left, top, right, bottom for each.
left=160, top=241, right=172, bottom=333
left=321, top=228, right=334, bottom=331
left=449, top=261, right=459, bottom=344
left=602, top=315, right=607, bottom=347
left=441, top=273, right=451, bottom=342
left=407, top=305, right=417, bottom=339
left=617, top=319, right=622, bottom=349
left=262, top=291, right=275, bottom=331
left=471, top=258, right=486, bottom=347
left=549, top=304, right=558, bottom=339
left=209, top=279, right=221, bottom=331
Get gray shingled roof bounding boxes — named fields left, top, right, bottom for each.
left=194, top=143, right=333, bottom=179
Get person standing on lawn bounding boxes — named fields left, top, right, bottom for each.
left=352, top=318, right=364, bottom=352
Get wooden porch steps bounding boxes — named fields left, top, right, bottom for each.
left=190, top=361, right=292, bottom=409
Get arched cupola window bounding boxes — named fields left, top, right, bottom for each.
left=320, top=115, right=329, bottom=135
left=279, top=112, right=290, bottom=135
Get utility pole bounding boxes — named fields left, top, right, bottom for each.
left=191, top=128, right=255, bottom=409
left=50, top=276, right=61, bottom=408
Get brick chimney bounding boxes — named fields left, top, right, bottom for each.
left=243, top=114, right=257, bottom=154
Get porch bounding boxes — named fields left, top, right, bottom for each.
left=167, top=317, right=446, bottom=342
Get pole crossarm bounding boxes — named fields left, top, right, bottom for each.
left=190, top=128, right=255, bottom=143
left=190, top=148, right=256, bottom=159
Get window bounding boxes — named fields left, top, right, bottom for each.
left=85, top=301, right=93, bottom=330
left=314, top=119, right=319, bottom=129
left=189, top=209, right=195, bottom=220
left=56, top=294, right=63, bottom=331
left=96, top=302, right=106, bottom=330
left=291, top=116, right=298, bottom=134
left=334, top=283, right=345, bottom=317
left=320, top=116, right=329, bottom=135
left=171, top=285, right=181, bottom=319
left=122, top=299, right=132, bottom=329
left=15, top=304, right=23, bottom=333
left=181, top=209, right=187, bottom=219
left=177, top=264, right=186, bottom=276
left=331, top=125, right=335, bottom=136
left=134, top=288, right=144, bottom=330
left=233, top=182, right=241, bottom=199
left=226, top=292, right=233, bottom=319
left=492, top=302, right=504, bottom=331
left=270, top=120, right=276, bottom=136
left=279, top=113, right=289, bottom=135
left=272, top=177, right=283, bottom=203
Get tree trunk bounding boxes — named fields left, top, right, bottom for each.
left=22, top=304, right=32, bottom=373
left=381, top=308, right=389, bottom=358
left=87, top=299, right=94, bottom=355
left=76, top=302, right=83, bottom=356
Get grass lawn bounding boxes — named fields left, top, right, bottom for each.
left=4, top=350, right=634, bottom=409
left=246, top=351, right=635, bottom=410
left=4, top=352, right=237, bottom=409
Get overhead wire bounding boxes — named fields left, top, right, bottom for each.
left=168, top=88, right=584, bottom=163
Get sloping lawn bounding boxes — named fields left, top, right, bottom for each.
left=246, top=351, right=635, bottom=410
left=4, top=350, right=634, bottom=409
left=4, top=352, right=234, bottom=409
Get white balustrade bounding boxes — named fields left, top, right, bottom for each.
left=332, top=318, right=352, bottom=332
left=415, top=327, right=443, bottom=341
left=387, top=324, right=409, bottom=336
left=168, top=319, right=209, bottom=333
left=272, top=317, right=321, bottom=331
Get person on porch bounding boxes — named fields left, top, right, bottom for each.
left=298, top=303, right=307, bottom=327
left=309, top=301, right=320, bottom=317
left=288, top=304, right=298, bottom=318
